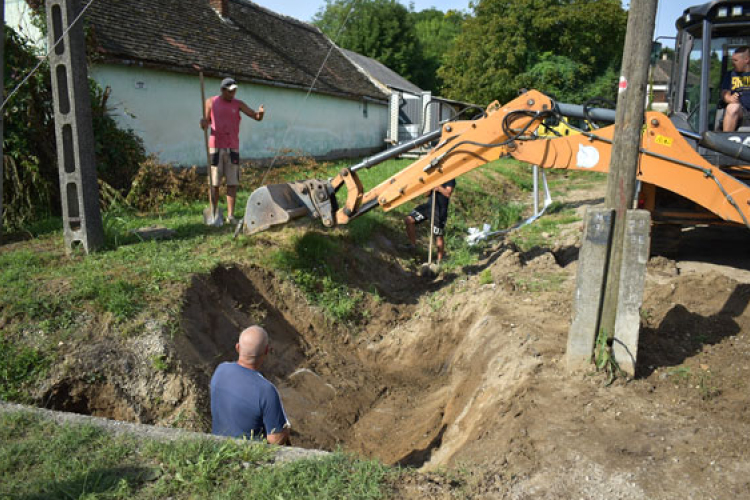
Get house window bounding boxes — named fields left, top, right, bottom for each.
left=363, top=100, right=368, bottom=118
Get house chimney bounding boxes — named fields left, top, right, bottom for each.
left=209, top=0, right=229, bottom=17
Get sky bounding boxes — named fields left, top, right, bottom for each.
left=256, top=0, right=700, bottom=48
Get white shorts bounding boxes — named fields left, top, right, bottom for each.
left=209, top=148, right=240, bottom=187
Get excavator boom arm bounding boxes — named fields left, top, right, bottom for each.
left=242, top=90, right=750, bottom=236
left=511, top=112, right=750, bottom=227
left=242, top=90, right=554, bottom=234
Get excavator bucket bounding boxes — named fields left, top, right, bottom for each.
left=241, top=179, right=337, bottom=235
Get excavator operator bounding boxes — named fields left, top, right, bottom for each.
left=721, top=46, right=750, bottom=131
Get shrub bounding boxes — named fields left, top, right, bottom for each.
left=2, top=25, right=147, bottom=231
left=125, top=158, right=204, bottom=212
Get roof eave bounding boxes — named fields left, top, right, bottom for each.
left=94, top=56, right=389, bottom=103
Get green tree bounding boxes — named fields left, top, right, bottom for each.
left=410, top=8, right=467, bottom=92
left=438, top=0, right=627, bottom=105
left=313, top=0, right=425, bottom=86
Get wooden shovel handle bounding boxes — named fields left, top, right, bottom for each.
left=199, top=72, right=214, bottom=207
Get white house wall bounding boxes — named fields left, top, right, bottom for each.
left=5, top=0, right=45, bottom=47
left=90, top=65, right=388, bottom=166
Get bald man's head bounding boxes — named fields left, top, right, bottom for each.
left=236, top=326, right=269, bottom=367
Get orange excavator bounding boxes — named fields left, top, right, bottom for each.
left=240, top=88, right=750, bottom=237
left=240, top=0, right=750, bottom=241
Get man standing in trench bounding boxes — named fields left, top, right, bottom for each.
left=404, top=179, right=456, bottom=264
left=200, top=77, right=265, bottom=223
left=210, top=325, right=290, bottom=445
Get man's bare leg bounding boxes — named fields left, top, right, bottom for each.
left=436, top=235, right=445, bottom=263
left=227, top=185, right=237, bottom=218
left=211, top=186, right=221, bottom=212
left=724, top=103, right=743, bottom=131
left=404, top=216, right=417, bottom=246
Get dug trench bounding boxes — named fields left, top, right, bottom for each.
left=38, top=227, right=578, bottom=467
left=37, top=223, right=750, bottom=496
left=173, top=255, right=489, bottom=465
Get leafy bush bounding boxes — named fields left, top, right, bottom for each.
left=90, top=83, right=147, bottom=192
left=2, top=25, right=147, bottom=231
left=2, top=27, right=56, bottom=231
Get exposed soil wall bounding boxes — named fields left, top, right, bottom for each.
left=30, top=207, right=750, bottom=498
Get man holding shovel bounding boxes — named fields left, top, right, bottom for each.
left=200, top=77, right=265, bottom=224
left=404, top=179, right=456, bottom=265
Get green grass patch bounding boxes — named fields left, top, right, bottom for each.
left=479, top=269, right=494, bottom=285
left=0, top=339, right=51, bottom=402
left=489, top=161, right=534, bottom=191
left=514, top=271, right=567, bottom=292
left=510, top=205, right=580, bottom=252
left=0, top=410, right=391, bottom=499
left=270, top=232, right=365, bottom=323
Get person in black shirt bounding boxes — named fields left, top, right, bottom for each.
left=721, top=46, right=750, bottom=131
left=404, top=179, right=456, bottom=264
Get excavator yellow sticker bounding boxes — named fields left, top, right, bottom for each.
left=655, top=135, right=673, bottom=147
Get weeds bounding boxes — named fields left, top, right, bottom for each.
left=150, top=354, right=170, bottom=372
left=427, top=293, right=445, bottom=312
left=666, top=366, right=721, bottom=400
left=514, top=272, right=566, bottom=292
left=595, top=329, right=623, bottom=385
left=511, top=209, right=580, bottom=251
left=479, top=269, right=494, bottom=285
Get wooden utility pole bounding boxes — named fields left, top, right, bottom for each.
left=1, top=0, right=5, bottom=237
left=599, top=0, right=659, bottom=341
left=566, top=0, right=658, bottom=375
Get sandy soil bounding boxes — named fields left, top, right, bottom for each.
left=35, top=184, right=750, bottom=498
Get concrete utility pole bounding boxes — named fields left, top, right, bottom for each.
left=46, top=0, right=104, bottom=253
left=566, top=0, right=657, bottom=376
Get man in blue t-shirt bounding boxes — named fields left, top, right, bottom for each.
left=404, top=179, right=456, bottom=264
left=210, top=325, right=290, bottom=444
left=721, top=46, right=750, bottom=131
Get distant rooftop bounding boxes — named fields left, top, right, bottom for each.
left=340, top=48, right=423, bottom=95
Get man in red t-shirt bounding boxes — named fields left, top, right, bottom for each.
left=200, top=78, right=265, bottom=223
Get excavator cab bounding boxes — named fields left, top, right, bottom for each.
left=638, top=0, right=750, bottom=228
left=669, top=0, right=750, bottom=152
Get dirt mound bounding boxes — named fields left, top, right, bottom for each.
left=40, top=323, right=203, bottom=429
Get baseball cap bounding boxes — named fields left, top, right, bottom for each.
left=221, top=77, right=238, bottom=91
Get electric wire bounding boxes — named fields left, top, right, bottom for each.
left=255, top=0, right=359, bottom=188
left=0, top=0, right=99, bottom=114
